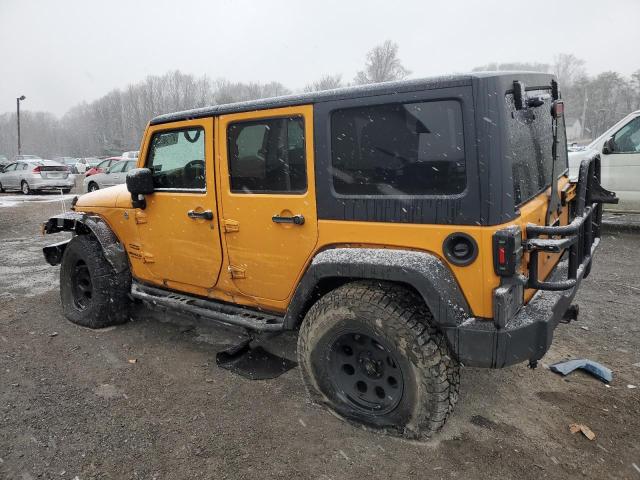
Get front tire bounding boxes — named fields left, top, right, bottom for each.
left=60, top=235, right=131, bottom=328
left=298, top=281, right=459, bottom=439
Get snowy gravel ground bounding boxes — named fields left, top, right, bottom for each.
left=1, top=195, right=639, bottom=479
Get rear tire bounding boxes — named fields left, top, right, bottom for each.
left=88, top=182, right=99, bottom=192
left=298, top=281, right=459, bottom=439
left=60, top=235, right=131, bottom=328
left=21, top=181, right=31, bottom=195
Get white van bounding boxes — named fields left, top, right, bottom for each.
left=569, top=111, right=640, bottom=212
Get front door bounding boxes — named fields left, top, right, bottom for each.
left=218, top=105, right=318, bottom=301
left=601, top=115, right=640, bottom=211
left=136, top=118, right=223, bottom=290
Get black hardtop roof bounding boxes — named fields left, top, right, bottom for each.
left=150, top=71, right=555, bottom=126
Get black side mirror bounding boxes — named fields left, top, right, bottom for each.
left=126, top=168, right=154, bottom=209
left=602, top=137, right=615, bottom=155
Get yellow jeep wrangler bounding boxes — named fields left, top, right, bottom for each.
left=42, top=72, right=616, bottom=438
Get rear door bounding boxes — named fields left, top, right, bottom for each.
left=135, top=118, right=224, bottom=290
left=218, top=105, right=318, bottom=301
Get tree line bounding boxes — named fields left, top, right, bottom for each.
left=1, top=42, right=638, bottom=159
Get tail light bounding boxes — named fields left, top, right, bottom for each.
left=32, top=166, right=41, bottom=173
left=552, top=100, right=564, bottom=118
left=493, top=226, right=523, bottom=276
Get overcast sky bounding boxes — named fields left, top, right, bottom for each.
left=1, top=0, right=638, bottom=117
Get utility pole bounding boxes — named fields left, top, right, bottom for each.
left=16, top=95, right=26, bottom=155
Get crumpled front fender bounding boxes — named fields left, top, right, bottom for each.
left=42, top=212, right=128, bottom=273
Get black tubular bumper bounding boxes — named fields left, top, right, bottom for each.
left=444, top=245, right=595, bottom=368
left=444, top=154, right=615, bottom=368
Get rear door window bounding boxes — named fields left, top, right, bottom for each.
left=227, top=116, right=306, bottom=193
left=506, top=89, right=568, bottom=205
left=330, top=100, right=465, bottom=196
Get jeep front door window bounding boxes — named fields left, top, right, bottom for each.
left=146, top=127, right=205, bottom=190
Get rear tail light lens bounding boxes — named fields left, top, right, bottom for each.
left=552, top=100, right=564, bottom=118
left=32, top=166, right=41, bottom=173
left=493, top=227, right=523, bottom=276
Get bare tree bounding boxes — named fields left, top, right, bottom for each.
left=354, top=40, right=410, bottom=85
left=304, top=74, right=343, bottom=93
left=552, top=53, right=586, bottom=87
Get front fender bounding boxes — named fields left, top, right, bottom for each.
left=283, top=248, right=471, bottom=330
left=42, top=212, right=128, bottom=273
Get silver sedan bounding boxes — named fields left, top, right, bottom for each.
left=0, top=159, right=74, bottom=194
left=83, top=160, right=137, bottom=192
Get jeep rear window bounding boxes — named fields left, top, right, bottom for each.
left=330, top=100, right=465, bottom=196
left=227, top=116, right=306, bottom=193
left=506, top=89, right=568, bottom=205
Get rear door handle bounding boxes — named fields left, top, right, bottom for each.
left=272, top=214, right=305, bottom=225
left=187, top=209, right=213, bottom=220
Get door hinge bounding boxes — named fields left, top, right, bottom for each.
left=228, top=265, right=245, bottom=279
left=135, top=211, right=148, bottom=224
left=223, top=219, right=239, bottom=233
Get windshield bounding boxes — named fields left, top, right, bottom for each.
left=505, top=88, right=568, bottom=205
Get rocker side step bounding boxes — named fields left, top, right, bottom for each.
left=131, top=282, right=285, bottom=332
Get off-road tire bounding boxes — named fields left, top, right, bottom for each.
left=60, top=235, right=131, bottom=329
left=298, top=281, right=459, bottom=439
left=21, top=181, right=31, bottom=195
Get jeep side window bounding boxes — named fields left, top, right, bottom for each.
left=330, top=100, right=465, bottom=196
left=227, top=116, right=306, bottom=193
left=146, top=127, right=205, bottom=190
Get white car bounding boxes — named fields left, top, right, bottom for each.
left=121, top=150, right=139, bottom=160
left=83, top=159, right=137, bottom=192
left=569, top=110, right=640, bottom=211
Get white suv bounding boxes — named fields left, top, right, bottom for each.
left=569, top=111, right=640, bottom=212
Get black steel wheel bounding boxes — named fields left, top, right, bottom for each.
left=298, top=281, right=459, bottom=439
left=327, top=331, right=404, bottom=415
left=70, top=260, right=93, bottom=310
left=60, top=235, right=131, bottom=328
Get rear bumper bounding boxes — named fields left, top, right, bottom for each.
left=31, top=178, right=74, bottom=189
left=444, top=238, right=598, bottom=368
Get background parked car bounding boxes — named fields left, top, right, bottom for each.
left=83, top=159, right=136, bottom=192
left=0, top=159, right=74, bottom=194
left=121, top=150, right=139, bottom=160
left=84, top=156, right=122, bottom=177
left=569, top=110, right=640, bottom=211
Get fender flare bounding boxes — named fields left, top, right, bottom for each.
left=42, top=212, right=128, bottom=273
left=283, top=248, right=471, bottom=330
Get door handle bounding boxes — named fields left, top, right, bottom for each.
left=272, top=214, right=305, bottom=225
left=187, top=209, right=214, bottom=220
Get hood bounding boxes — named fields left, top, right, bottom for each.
left=75, top=184, right=132, bottom=209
